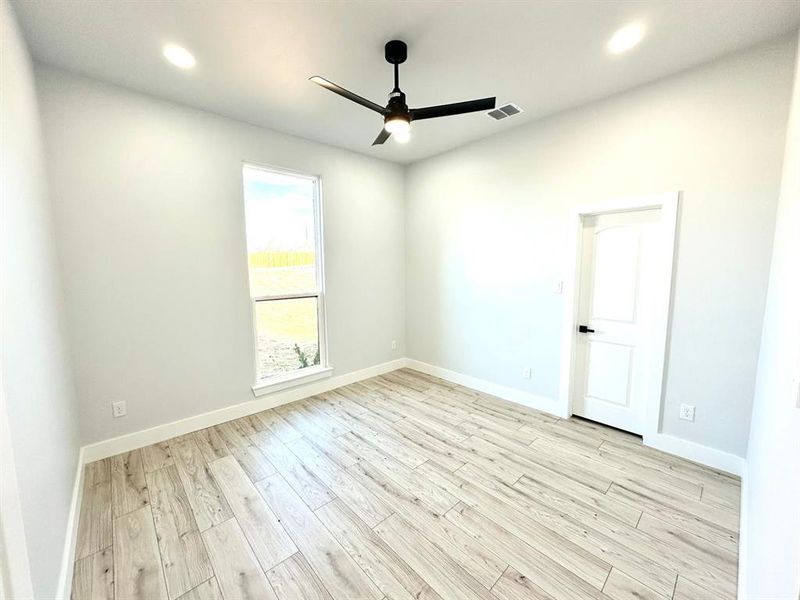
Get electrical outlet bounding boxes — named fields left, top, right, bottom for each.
left=112, top=401, right=127, bottom=418
left=679, top=404, right=695, bottom=421
left=523, top=367, right=532, bottom=380
left=391, top=340, right=397, bottom=351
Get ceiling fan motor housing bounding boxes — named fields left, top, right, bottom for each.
left=385, top=91, right=409, bottom=124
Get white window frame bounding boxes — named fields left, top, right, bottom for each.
left=242, top=162, right=331, bottom=396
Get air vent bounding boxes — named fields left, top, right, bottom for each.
left=488, top=103, right=523, bottom=121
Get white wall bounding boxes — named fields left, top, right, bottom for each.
left=740, top=32, right=800, bottom=599
left=0, top=2, right=81, bottom=597
left=35, top=66, right=406, bottom=444
left=405, top=36, right=796, bottom=457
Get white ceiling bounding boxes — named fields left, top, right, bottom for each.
left=12, top=1, right=800, bottom=164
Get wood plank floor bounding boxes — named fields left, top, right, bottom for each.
left=72, top=369, right=740, bottom=600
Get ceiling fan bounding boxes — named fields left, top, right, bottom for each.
left=310, top=40, right=496, bottom=146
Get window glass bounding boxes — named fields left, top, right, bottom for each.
left=253, top=297, right=320, bottom=380
left=243, top=168, right=317, bottom=297
left=243, top=165, right=324, bottom=382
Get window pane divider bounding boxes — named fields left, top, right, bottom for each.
left=252, top=292, right=320, bottom=302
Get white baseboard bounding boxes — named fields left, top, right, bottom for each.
left=404, top=359, right=561, bottom=418
left=81, top=359, right=406, bottom=463
left=737, top=467, right=749, bottom=599
left=79, top=355, right=745, bottom=478
left=405, top=359, right=744, bottom=477
left=55, top=446, right=85, bottom=600
left=643, top=432, right=744, bottom=476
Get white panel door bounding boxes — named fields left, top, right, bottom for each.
left=572, top=209, right=661, bottom=434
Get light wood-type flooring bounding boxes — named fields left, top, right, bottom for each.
left=72, top=368, right=740, bottom=600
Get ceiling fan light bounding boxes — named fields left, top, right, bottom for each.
left=384, top=115, right=410, bottom=136
left=393, top=129, right=410, bottom=143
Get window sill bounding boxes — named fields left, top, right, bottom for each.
left=251, top=365, right=334, bottom=397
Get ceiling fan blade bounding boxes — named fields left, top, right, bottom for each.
left=310, top=76, right=386, bottom=114
left=372, top=128, right=391, bottom=146
left=410, top=97, right=496, bottom=121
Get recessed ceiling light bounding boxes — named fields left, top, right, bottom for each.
left=607, top=23, right=645, bottom=55
left=163, top=44, right=196, bottom=69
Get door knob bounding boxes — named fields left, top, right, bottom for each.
left=578, top=325, right=595, bottom=333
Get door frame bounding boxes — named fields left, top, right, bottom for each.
left=557, top=192, right=680, bottom=439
